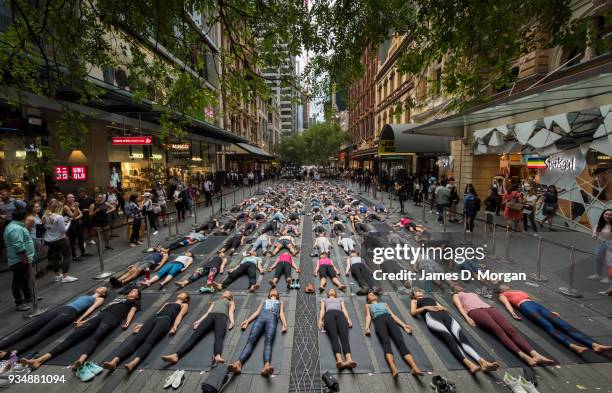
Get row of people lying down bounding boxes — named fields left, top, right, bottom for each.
left=3, top=282, right=610, bottom=380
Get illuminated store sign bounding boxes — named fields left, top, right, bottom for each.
left=54, top=166, right=88, bottom=181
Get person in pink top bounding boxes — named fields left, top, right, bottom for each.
left=452, top=285, right=555, bottom=366
left=267, top=252, right=300, bottom=289
left=313, top=253, right=346, bottom=293
left=393, top=217, right=425, bottom=234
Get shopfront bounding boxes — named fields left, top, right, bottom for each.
left=223, top=143, right=274, bottom=173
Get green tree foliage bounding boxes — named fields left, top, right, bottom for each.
left=273, top=121, right=349, bottom=165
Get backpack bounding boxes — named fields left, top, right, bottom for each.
left=464, top=195, right=480, bottom=214
left=201, top=364, right=231, bottom=393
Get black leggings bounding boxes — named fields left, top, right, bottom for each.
left=424, top=311, right=482, bottom=363
left=323, top=310, right=351, bottom=355
left=273, top=262, right=291, bottom=280
left=261, top=221, right=277, bottom=234
left=354, top=223, right=368, bottom=234
left=112, top=316, right=172, bottom=362
left=67, top=221, right=85, bottom=257
left=372, top=314, right=410, bottom=357
left=222, top=264, right=257, bottom=288
left=0, top=306, right=78, bottom=357
left=351, top=264, right=376, bottom=289
left=46, top=238, right=71, bottom=274
left=49, top=313, right=121, bottom=357
left=225, top=237, right=241, bottom=251
left=177, top=313, right=227, bottom=357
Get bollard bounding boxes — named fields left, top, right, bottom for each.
left=491, top=216, right=497, bottom=256
left=194, top=202, right=198, bottom=225
left=504, top=226, right=512, bottom=262
left=529, top=236, right=548, bottom=282
left=92, top=229, right=114, bottom=279
left=144, top=216, right=151, bottom=249
left=24, top=263, right=47, bottom=318
left=166, top=214, right=174, bottom=240
left=559, top=246, right=583, bottom=298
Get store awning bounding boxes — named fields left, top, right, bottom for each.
left=352, top=147, right=378, bottom=158
left=234, top=143, right=274, bottom=160
left=380, top=124, right=450, bottom=156
left=405, top=62, right=612, bottom=137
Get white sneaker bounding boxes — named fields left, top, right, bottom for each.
left=504, top=372, right=528, bottom=393
left=601, top=277, right=611, bottom=284
left=519, top=376, right=539, bottom=393
left=587, top=274, right=602, bottom=280
left=61, top=275, right=78, bottom=283
left=53, top=275, right=62, bottom=282
left=172, top=370, right=185, bottom=389
left=89, top=240, right=96, bottom=245
left=153, top=231, right=158, bottom=235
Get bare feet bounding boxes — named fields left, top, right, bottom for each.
left=411, top=367, right=425, bottom=377
left=465, top=360, right=481, bottom=374
left=480, top=360, right=500, bottom=372
left=22, top=358, right=42, bottom=370
left=161, top=354, right=179, bottom=364
left=336, top=361, right=344, bottom=369
left=269, top=279, right=276, bottom=288
left=249, top=284, right=260, bottom=292
left=124, top=357, right=140, bottom=372
left=571, top=344, right=589, bottom=354
left=346, top=360, right=357, bottom=369
left=229, top=362, right=242, bottom=375
left=213, top=354, right=225, bottom=364
left=261, top=364, right=274, bottom=377
left=70, top=360, right=83, bottom=370
left=593, top=343, right=612, bottom=353
left=0, top=351, right=6, bottom=359
left=390, top=364, right=399, bottom=378
left=174, top=281, right=187, bottom=288
left=102, top=358, right=119, bottom=370
left=520, top=353, right=538, bottom=367
left=532, top=353, right=555, bottom=365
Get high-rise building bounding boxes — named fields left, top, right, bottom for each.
left=262, top=49, right=299, bottom=134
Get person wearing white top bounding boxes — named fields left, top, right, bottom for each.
left=42, top=199, right=78, bottom=283
left=590, top=209, right=612, bottom=283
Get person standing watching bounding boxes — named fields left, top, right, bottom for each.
left=44, top=199, right=78, bottom=283
left=4, top=208, right=35, bottom=311
left=434, top=180, right=450, bottom=225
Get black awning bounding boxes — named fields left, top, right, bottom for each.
left=235, top=143, right=274, bottom=159
left=379, top=124, right=450, bottom=156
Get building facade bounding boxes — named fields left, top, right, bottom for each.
left=262, top=51, right=299, bottom=134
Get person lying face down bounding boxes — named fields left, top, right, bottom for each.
left=0, top=287, right=109, bottom=360
left=21, top=288, right=142, bottom=371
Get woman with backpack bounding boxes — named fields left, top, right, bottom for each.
left=463, top=186, right=480, bottom=232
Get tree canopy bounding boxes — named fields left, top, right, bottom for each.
left=273, top=121, right=349, bottom=165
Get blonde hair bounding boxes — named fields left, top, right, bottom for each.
left=43, top=199, right=64, bottom=223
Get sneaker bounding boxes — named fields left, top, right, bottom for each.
left=153, top=231, right=159, bottom=235
left=84, top=362, right=103, bottom=376
left=53, top=275, right=62, bottom=282
left=587, top=274, right=602, bottom=280
left=518, top=376, right=539, bottom=393
left=430, top=375, right=456, bottom=393
left=76, top=365, right=95, bottom=382
left=294, top=278, right=300, bottom=289
left=601, top=277, right=611, bottom=284
left=89, top=240, right=96, bottom=245
left=172, top=370, right=185, bottom=389
left=15, top=304, right=30, bottom=312
left=61, top=275, right=78, bottom=283
left=163, top=371, right=177, bottom=389
left=504, top=372, right=528, bottom=393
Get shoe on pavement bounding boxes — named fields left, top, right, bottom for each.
left=504, top=372, right=528, bottom=393
left=53, top=275, right=62, bottom=282
left=76, top=365, right=95, bottom=382
left=163, top=370, right=179, bottom=389
left=85, top=362, right=103, bottom=376
left=15, top=304, right=30, bottom=312
left=587, top=274, right=602, bottom=280
left=430, top=375, right=456, bottom=393
left=172, top=370, right=185, bottom=389
left=294, top=278, right=300, bottom=289
left=153, top=231, right=159, bottom=235
left=61, top=275, right=78, bottom=283
left=89, top=240, right=96, bottom=245
left=601, top=277, right=611, bottom=284
left=518, top=376, right=539, bottom=393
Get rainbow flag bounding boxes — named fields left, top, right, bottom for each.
left=527, top=156, right=547, bottom=169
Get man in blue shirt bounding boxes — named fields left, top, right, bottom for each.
left=3, top=208, right=35, bottom=311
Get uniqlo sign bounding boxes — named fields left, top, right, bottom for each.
left=54, top=166, right=69, bottom=181
left=71, top=166, right=87, bottom=181
left=112, top=136, right=153, bottom=145
left=54, top=166, right=87, bottom=181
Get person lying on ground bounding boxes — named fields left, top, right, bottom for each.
left=0, top=287, right=108, bottom=360
left=338, top=234, right=356, bottom=255
left=143, top=252, right=194, bottom=288
left=214, top=219, right=237, bottom=236
left=250, top=232, right=272, bottom=255
left=318, top=288, right=357, bottom=369
left=168, top=232, right=206, bottom=251
left=219, top=233, right=245, bottom=256
left=102, top=292, right=190, bottom=373
left=312, top=232, right=331, bottom=257
left=364, top=292, right=424, bottom=378
left=110, top=248, right=169, bottom=288
left=410, top=288, right=499, bottom=374
left=345, top=251, right=380, bottom=295
left=268, top=252, right=300, bottom=289
left=229, top=289, right=287, bottom=377
left=214, top=251, right=264, bottom=292
left=451, top=285, right=555, bottom=366
left=174, top=254, right=228, bottom=289
left=350, top=214, right=369, bottom=234
left=313, top=223, right=326, bottom=236
left=498, top=285, right=612, bottom=354
left=271, top=209, right=285, bottom=223
left=259, top=220, right=278, bottom=236
left=161, top=291, right=236, bottom=366
left=195, top=218, right=220, bottom=234
left=393, top=217, right=425, bottom=234
left=21, top=288, right=141, bottom=371
left=271, top=234, right=299, bottom=256
left=281, top=221, right=301, bottom=237
left=314, top=253, right=347, bottom=293
left=330, top=219, right=345, bottom=237
left=241, top=218, right=258, bottom=237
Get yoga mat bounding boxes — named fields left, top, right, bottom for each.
left=397, top=295, right=492, bottom=371
left=317, top=296, right=375, bottom=374
left=231, top=297, right=287, bottom=374
left=144, top=295, right=248, bottom=370
left=45, top=292, right=159, bottom=365
left=354, top=296, right=433, bottom=373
